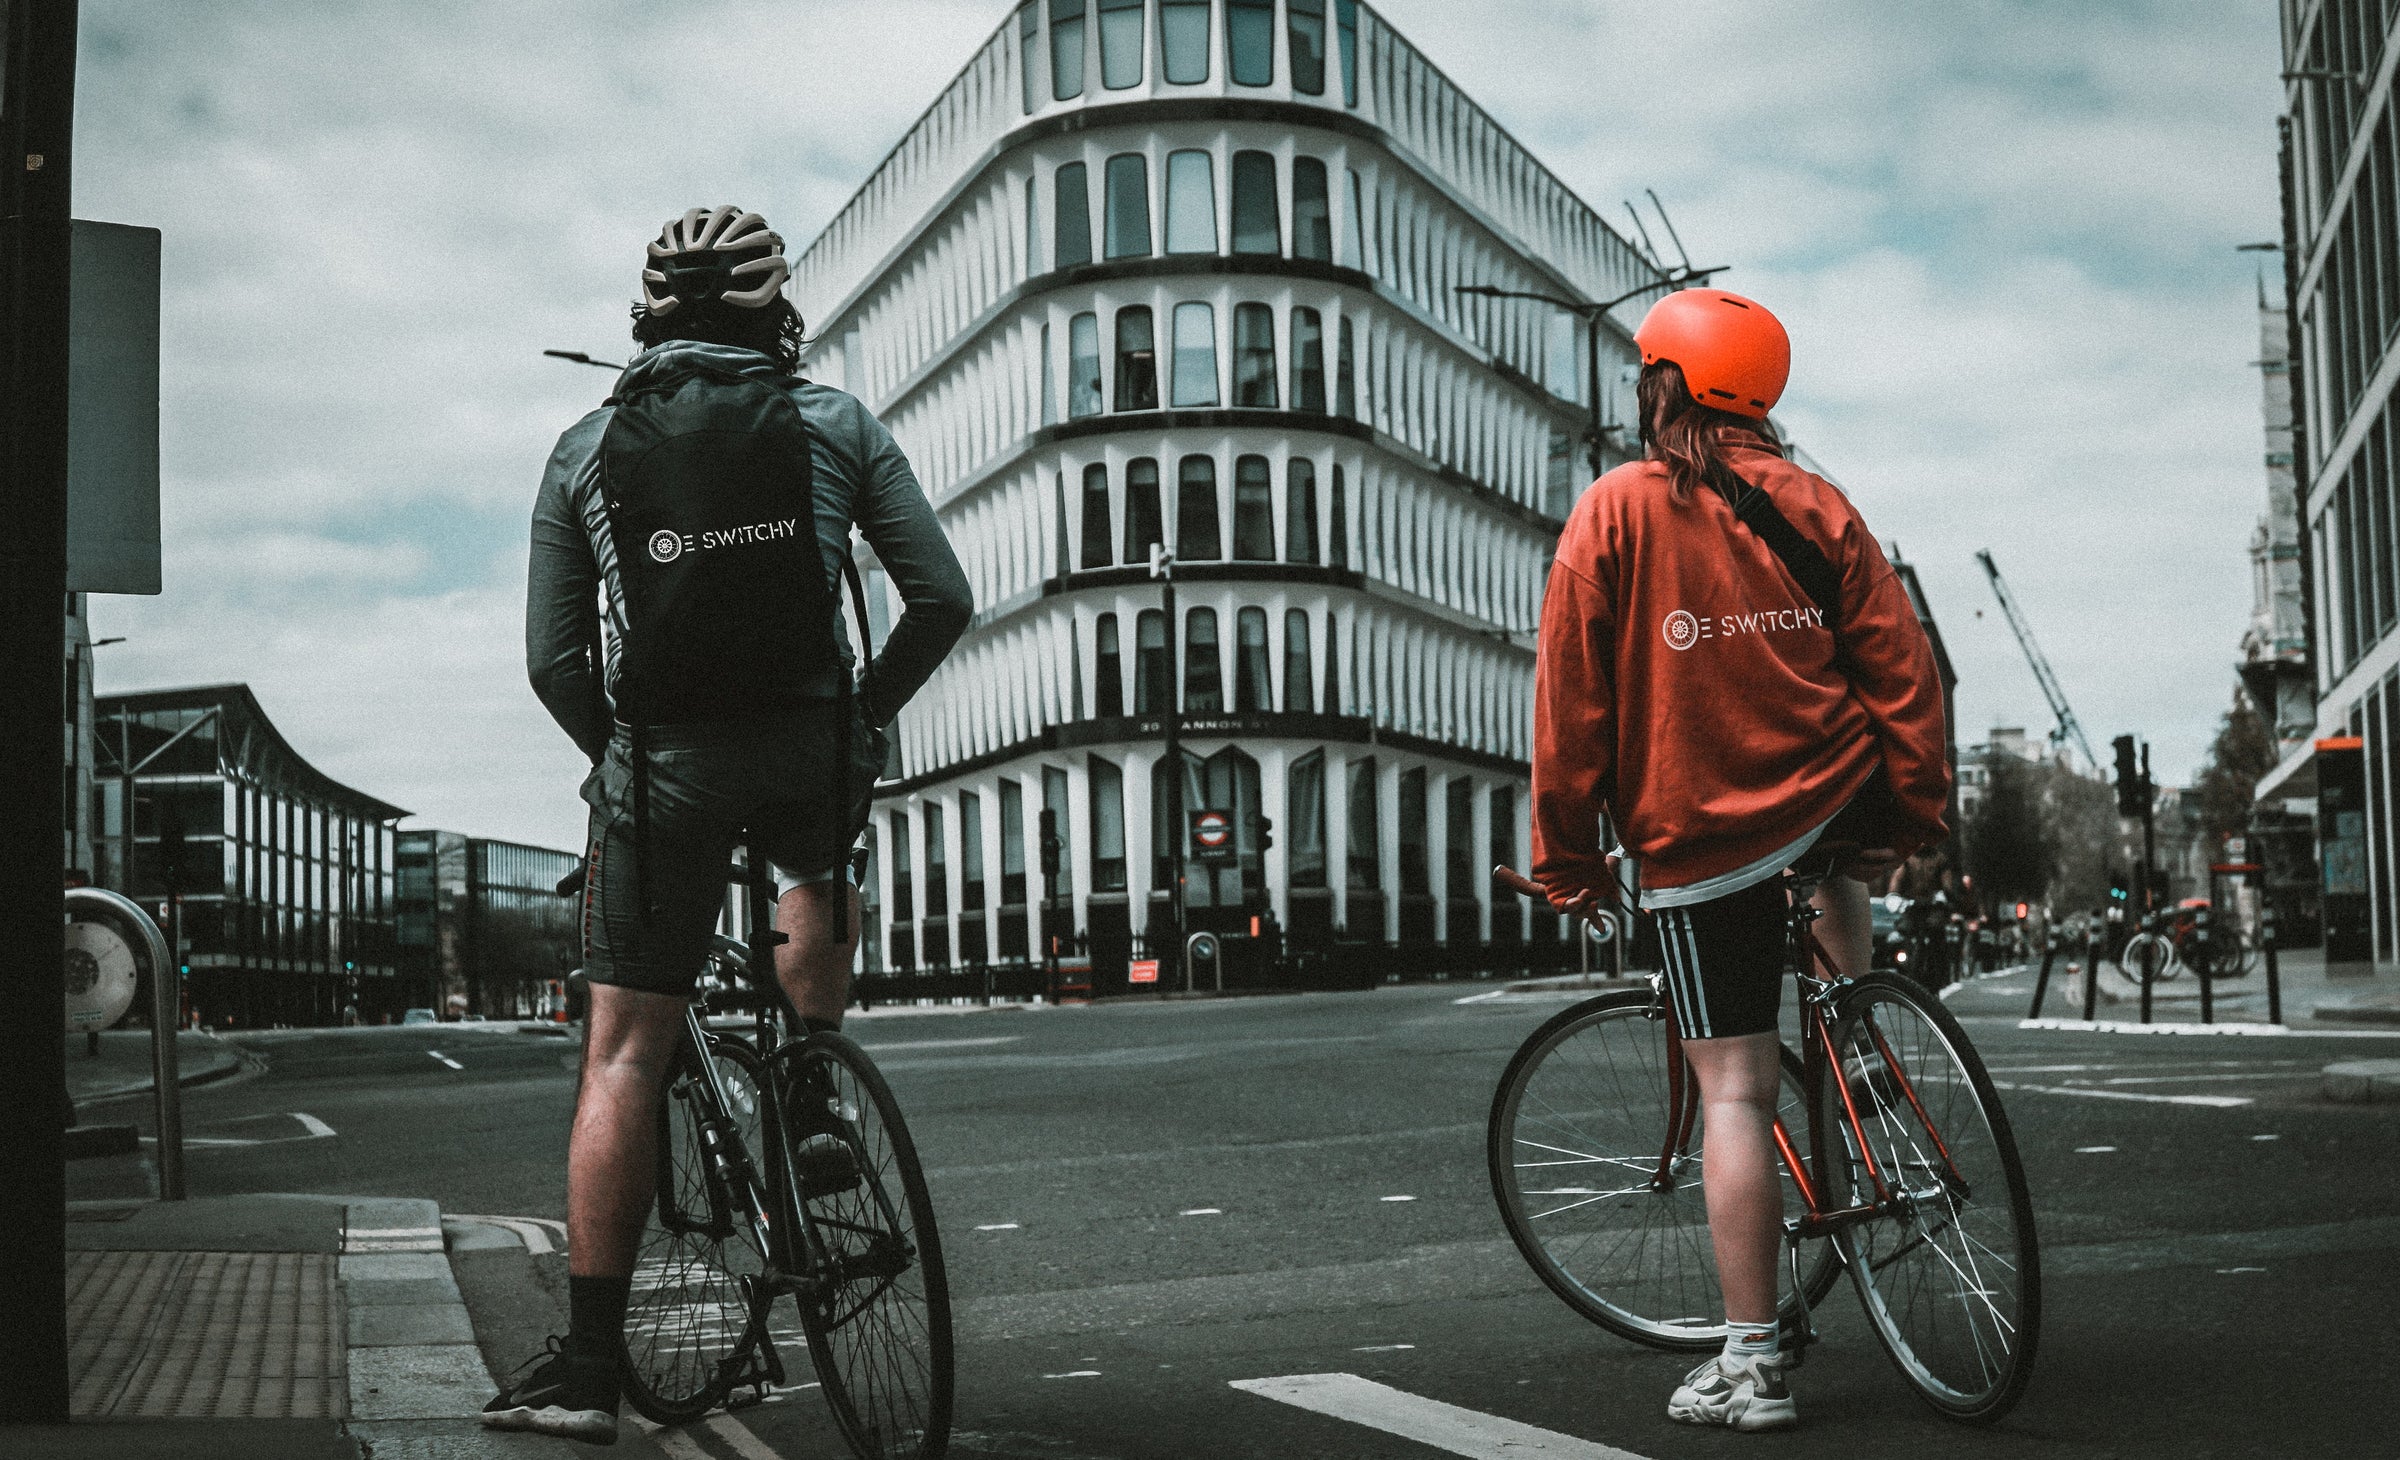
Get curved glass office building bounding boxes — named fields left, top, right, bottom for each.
left=792, top=1, right=1666, bottom=988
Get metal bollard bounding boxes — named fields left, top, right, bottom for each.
left=2196, top=905, right=2214, bottom=1025
left=2082, top=926, right=2100, bottom=1021
left=2263, top=903, right=2283, bottom=1025
left=2028, top=932, right=2059, bottom=1019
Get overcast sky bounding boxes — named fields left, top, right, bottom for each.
left=76, top=0, right=2285, bottom=853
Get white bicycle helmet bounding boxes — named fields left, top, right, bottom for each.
left=641, top=206, right=789, bottom=316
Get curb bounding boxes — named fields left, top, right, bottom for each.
left=67, top=1041, right=248, bottom=1106
left=2323, top=1058, right=2400, bottom=1102
left=339, top=1197, right=492, bottom=1437
left=2313, top=1002, right=2400, bottom=1027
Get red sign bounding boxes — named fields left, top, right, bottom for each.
left=1191, top=808, right=1236, bottom=865
left=1128, top=958, right=1159, bottom=985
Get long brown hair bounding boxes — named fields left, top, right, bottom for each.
left=1637, top=359, right=1782, bottom=503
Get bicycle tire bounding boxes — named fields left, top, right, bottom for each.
left=1814, top=974, right=2040, bottom=1423
left=1488, top=990, right=1840, bottom=1352
left=2120, top=932, right=2173, bottom=983
left=620, top=1032, right=774, bottom=1425
left=773, top=1031, right=954, bottom=1460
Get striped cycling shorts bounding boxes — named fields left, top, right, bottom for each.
left=1652, top=874, right=1791, bottom=1040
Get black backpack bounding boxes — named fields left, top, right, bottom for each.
left=598, top=357, right=842, bottom=726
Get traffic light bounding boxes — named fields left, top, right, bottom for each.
left=2107, top=872, right=2129, bottom=903
left=1253, top=814, right=1273, bottom=854
left=2112, top=735, right=2149, bottom=817
left=1037, top=808, right=1062, bottom=878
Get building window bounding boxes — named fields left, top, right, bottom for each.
left=1019, top=3, right=1042, bottom=113
left=1044, top=765, right=1073, bottom=895
left=1090, top=756, right=1128, bottom=889
left=1233, top=454, right=1276, bottom=560
left=1292, top=157, right=1332, bottom=261
left=1289, top=750, right=1327, bottom=887
left=1233, top=302, right=1278, bottom=407
left=1080, top=462, right=1113, bottom=567
left=1135, top=608, right=1171, bottom=714
left=1040, top=320, right=1058, bottom=424
left=961, top=790, right=986, bottom=911
left=1104, top=152, right=1151, bottom=258
left=1286, top=457, right=1320, bottom=563
left=1291, top=306, right=1327, bottom=412
left=924, top=800, right=950, bottom=918
left=1347, top=756, right=1380, bottom=891
left=1051, top=0, right=1087, bottom=99
left=1235, top=606, right=1271, bottom=710
left=1289, top=0, right=1327, bottom=94
left=1098, top=0, right=1143, bottom=88
left=1284, top=608, right=1314, bottom=710
left=1177, top=454, right=1222, bottom=559
left=1068, top=311, right=1102, bottom=417
left=1159, top=0, right=1210, bottom=83
left=1227, top=0, right=1274, bottom=85
left=1124, top=457, right=1164, bottom=563
left=1445, top=777, right=1476, bottom=901
left=1337, top=0, right=1359, bottom=105
left=1336, top=315, right=1356, bottom=417
left=1153, top=749, right=1201, bottom=886
left=890, top=810, right=915, bottom=920
left=1344, top=169, right=1366, bottom=268
left=1114, top=305, right=1159, bottom=410
left=1328, top=464, right=1349, bottom=568
left=1322, top=609, right=1340, bottom=711
left=1095, top=613, right=1125, bottom=716
left=1184, top=607, right=1224, bottom=711
left=1053, top=473, right=1073, bottom=575
left=1230, top=151, right=1280, bottom=254
left=1171, top=301, right=1218, bottom=406
left=1055, top=161, right=1093, bottom=269
left=1488, top=783, right=1517, bottom=885
left=1398, top=767, right=1429, bottom=896
left=1000, top=778, right=1028, bottom=904
left=1164, top=149, right=1218, bottom=254
left=1024, top=174, right=1042, bottom=275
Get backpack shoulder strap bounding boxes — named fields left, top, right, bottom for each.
left=1709, top=469, right=1844, bottom=622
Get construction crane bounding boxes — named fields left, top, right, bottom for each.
left=1975, top=549, right=2099, bottom=771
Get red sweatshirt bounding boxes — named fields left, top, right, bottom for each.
left=1530, top=440, right=1950, bottom=904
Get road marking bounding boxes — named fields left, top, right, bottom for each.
left=1451, top=990, right=1511, bottom=1005
left=1354, top=1344, right=1416, bottom=1352
left=2075, top=1146, right=2117, bottom=1153
left=856, top=1035, right=1022, bottom=1053
left=1180, top=1207, right=1222, bottom=1216
left=2218, top=1266, right=2268, bottom=1274
left=1043, top=1370, right=1102, bottom=1379
left=1992, top=1079, right=2251, bottom=1108
left=451, top=1214, right=561, bottom=1255
left=293, top=1112, right=336, bottom=1139
left=975, top=1222, right=1021, bottom=1231
left=1380, top=1195, right=1417, bottom=1202
left=1232, top=1373, right=1652, bottom=1459
left=2019, top=1017, right=2400, bottom=1039
left=145, top=1112, right=336, bottom=1148
left=630, top=1416, right=717, bottom=1460
left=2252, top=1133, right=2281, bottom=1141
left=428, top=1050, right=464, bottom=1069
left=703, top=1413, right=787, bottom=1460
left=345, top=1224, right=443, bottom=1254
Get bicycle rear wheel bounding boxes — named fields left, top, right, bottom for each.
left=2122, top=932, right=2173, bottom=983
left=774, top=1031, right=953, bottom=1460
left=621, top=1032, right=773, bottom=1424
left=1488, top=990, right=1839, bottom=1351
left=1816, top=974, right=2040, bottom=1422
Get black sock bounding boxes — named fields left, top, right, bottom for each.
left=566, top=1274, right=631, bottom=1358
left=800, top=1015, right=842, bottom=1037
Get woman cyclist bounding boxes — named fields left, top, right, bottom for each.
left=1530, top=289, right=1950, bottom=1432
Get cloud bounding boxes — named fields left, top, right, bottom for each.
left=80, top=0, right=2286, bottom=852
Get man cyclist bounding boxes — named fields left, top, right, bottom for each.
left=485, top=206, right=970, bottom=1444
left=1530, top=289, right=1948, bottom=1432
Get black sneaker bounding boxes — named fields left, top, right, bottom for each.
left=481, top=1335, right=619, bottom=1445
left=780, top=1066, right=862, bottom=1198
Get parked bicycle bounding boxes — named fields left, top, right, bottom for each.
left=559, top=853, right=954, bottom=1459
left=2119, top=902, right=2256, bottom=984
left=1487, top=851, right=2041, bottom=1423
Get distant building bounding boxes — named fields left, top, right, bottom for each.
left=1886, top=550, right=1961, bottom=835
left=1957, top=727, right=2044, bottom=823
left=395, top=831, right=582, bottom=1020
left=2241, top=292, right=2312, bottom=750
left=94, top=685, right=406, bottom=1026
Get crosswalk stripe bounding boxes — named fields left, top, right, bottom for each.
left=1231, top=1373, right=1654, bottom=1459
left=703, top=1413, right=787, bottom=1460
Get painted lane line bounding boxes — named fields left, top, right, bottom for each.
left=293, top=1112, right=337, bottom=1139
left=703, top=1412, right=787, bottom=1460
left=1992, top=1079, right=2251, bottom=1108
left=856, top=1035, right=1023, bottom=1053
left=1452, top=990, right=1511, bottom=1005
left=2218, top=1266, right=2268, bottom=1274
left=2074, top=1146, right=2117, bottom=1153
left=1043, top=1370, right=1102, bottom=1379
left=1180, top=1208, right=1222, bottom=1216
left=630, top=1415, right=717, bottom=1460
left=1380, top=1195, right=1417, bottom=1202
left=451, top=1214, right=559, bottom=1255
left=427, top=1050, right=464, bottom=1070
left=2252, top=1133, right=2281, bottom=1141
left=974, top=1222, right=1021, bottom=1231
left=1232, top=1373, right=1653, bottom=1459
left=2019, top=1017, right=2400, bottom=1039
left=1354, top=1344, right=1417, bottom=1352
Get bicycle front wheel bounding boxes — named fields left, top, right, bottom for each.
left=1488, top=990, right=1839, bottom=1351
left=621, top=1032, right=773, bottom=1424
left=774, top=1031, right=954, bottom=1460
left=2122, top=932, right=2173, bottom=983
left=1817, top=974, right=2040, bottom=1423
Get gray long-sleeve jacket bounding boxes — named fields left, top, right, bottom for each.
left=527, top=340, right=972, bottom=762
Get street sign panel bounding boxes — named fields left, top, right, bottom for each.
left=1191, top=808, right=1235, bottom=865
left=1128, top=958, right=1159, bottom=985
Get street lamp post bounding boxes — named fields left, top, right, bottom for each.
left=1149, top=544, right=1185, bottom=958
left=1456, top=268, right=1725, bottom=479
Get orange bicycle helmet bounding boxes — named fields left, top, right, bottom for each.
left=1633, top=288, right=1790, bottom=420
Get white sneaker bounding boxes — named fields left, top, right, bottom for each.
left=1667, top=1352, right=1798, bottom=1432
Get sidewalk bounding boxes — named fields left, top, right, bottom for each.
left=64, top=1028, right=245, bottom=1107
left=1999, top=944, right=2400, bottom=1029
left=18, top=1192, right=656, bottom=1459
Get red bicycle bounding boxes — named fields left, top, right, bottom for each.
left=1487, top=851, right=2040, bottom=1423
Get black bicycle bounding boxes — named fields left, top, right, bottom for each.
left=563, top=852, right=954, bottom=1458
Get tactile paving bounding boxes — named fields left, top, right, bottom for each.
left=67, top=1249, right=345, bottom=1418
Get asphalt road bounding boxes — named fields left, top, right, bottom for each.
left=67, top=978, right=2400, bottom=1459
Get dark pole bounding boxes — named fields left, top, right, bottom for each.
left=1161, top=572, right=1184, bottom=953
left=0, top=0, right=80, bottom=1424
left=2139, top=741, right=2158, bottom=914
left=1583, top=307, right=1606, bottom=479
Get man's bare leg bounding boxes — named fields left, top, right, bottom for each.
left=567, top=984, right=687, bottom=1280
left=776, top=878, right=861, bottom=1026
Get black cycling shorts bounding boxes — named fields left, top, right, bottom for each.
left=580, top=701, right=883, bottom=999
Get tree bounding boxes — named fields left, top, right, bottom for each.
left=1964, top=751, right=2054, bottom=910
left=2193, top=689, right=2278, bottom=844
